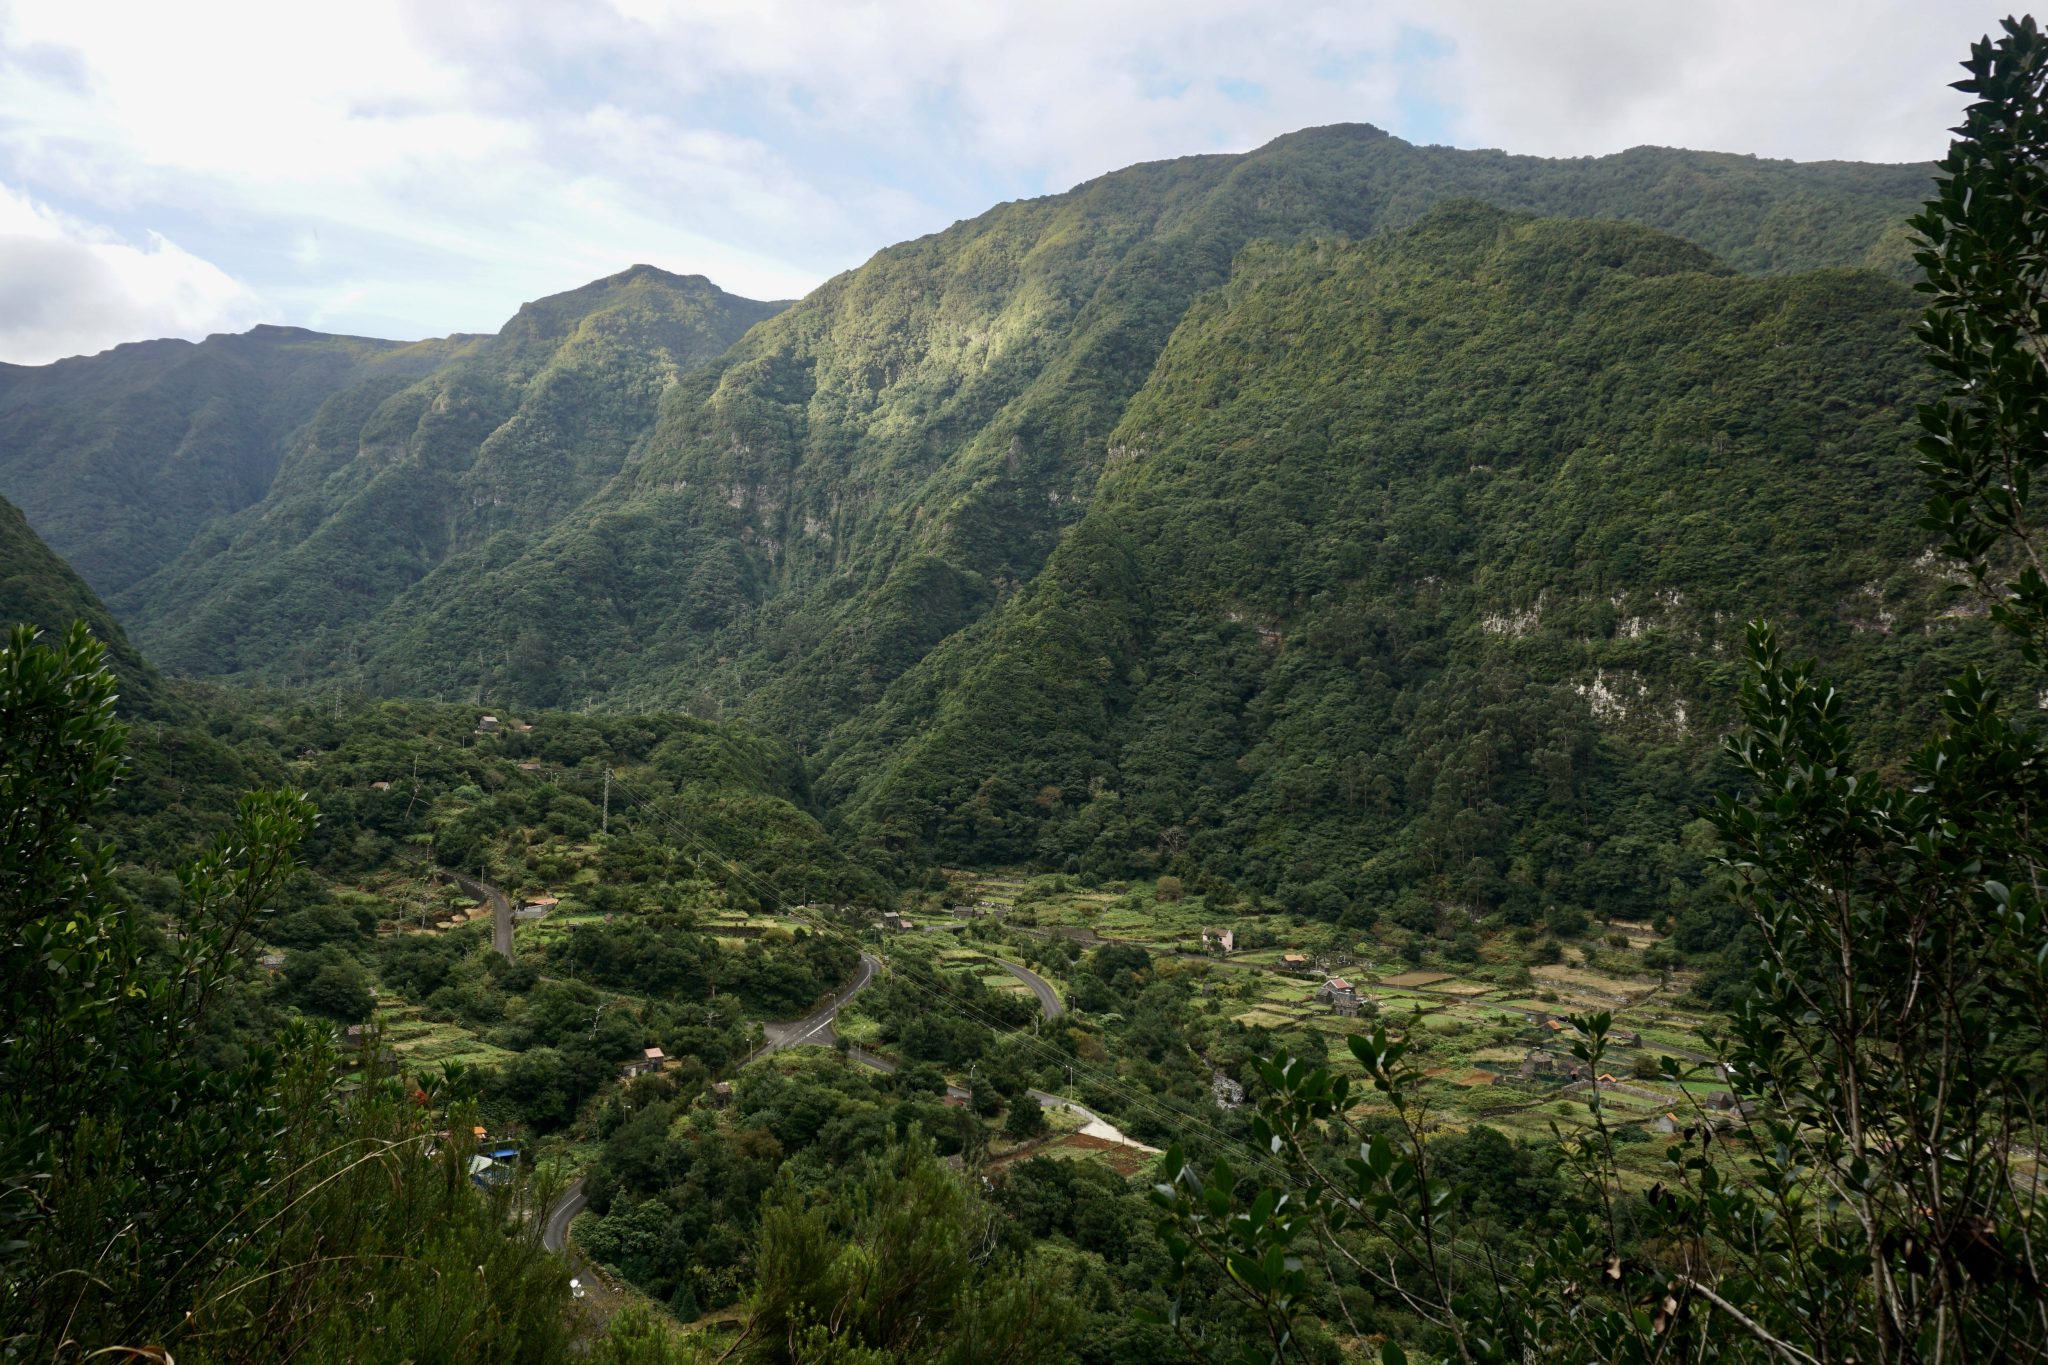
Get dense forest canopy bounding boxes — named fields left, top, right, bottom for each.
left=0, top=130, right=1931, bottom=720
left=831, top=205, right=2001, bottom=913
left=0, top=493, right=172, bottom=719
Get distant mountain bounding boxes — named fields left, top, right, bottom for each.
left=111, top=268, right=787, bottom=684
left=344, top=126, right=1933, bottom=722
left=825, top=204, right=1991, bottom=917
left=0, top=494, right=172, bottom=719
left=0, top=127, right=1948, bottom=874
left=0, top=325, right=469, bottom=599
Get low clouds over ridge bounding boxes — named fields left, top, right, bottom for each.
left=0, top=0, right=1985, bottom=364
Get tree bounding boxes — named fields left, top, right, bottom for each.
left=1147, top=21, right=2048, bottom=1364
left=2, top=623, right=317, bottom=1348
left=746, top=1139, right=1076, bottom=1362
left=282, top=943, right=375, bottom=1020
left=299, top=956, right=376, bottom=1021
left=497, top=1046, right=574, bottom=1129
left=1156, top=874, right=1185, bottom=903
left=1003, top=1092, right=1048, bottom=1142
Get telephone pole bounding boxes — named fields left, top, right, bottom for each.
left=602, top=767, right=612, bottom=834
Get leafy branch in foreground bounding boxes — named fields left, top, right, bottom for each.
left=0, top=622, right=573, bottom=1360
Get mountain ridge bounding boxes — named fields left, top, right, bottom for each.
left=316, top=127, right=1934, bottom=731
left=822, top=203, right=1993, bottom=911
left=103, top=269, right=788, bottom=683
left=0, top=127, right=1944, bottom=759
left=0, top=326, right=472, bottom=599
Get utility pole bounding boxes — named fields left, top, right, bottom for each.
left=602, top=767, right=612, bottom=834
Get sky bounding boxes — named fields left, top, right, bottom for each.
left=0, top=0, right=1994, bottom=366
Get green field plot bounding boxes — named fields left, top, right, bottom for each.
left=952, top=869, right=1735, bottom=1147
left=375, top=1004, right=518, bottom=1069
left=830, top=1011, right=883, bottom=1047
left=1530, top=965, right=1641, bottom=997
left=1496, top=999, right=1566, bottom=1016
left=1378, top=970, right=1453, bottom=988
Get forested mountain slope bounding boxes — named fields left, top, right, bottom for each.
left=117, top=268, right=786, bottom=684
left=309, top=127, right=1931, bottom=721
left=0, top=494, right=173, bottom=720
left=828, top=205, right=1994, bottom=925
left=0, top=325, right=467, bottom=598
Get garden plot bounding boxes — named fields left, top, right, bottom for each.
left=829, top=1010, right=883, bottom=1047
left=1301, top=1012, right=1376, bottom=1036
left=1379, top=969, right=1453, bottom=989
left=375, top=1003, right=517, bottom=1070
left=1497, top=998, right=1570, bottom=1017
left=1425, top=980, right=1500, bottom=998
left=1075, top=903, right=1207, bottom=941
left=1530, top=964, right=1642, bottom=1002
left=1029, top=1133, right=1155, bottom=1178
left=1233, top=1008, right=1312, bottom=1029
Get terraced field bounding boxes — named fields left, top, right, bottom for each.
left=956, top=870, right=1732, bottom=1166
left=373, top=998, right=521, bottom=1070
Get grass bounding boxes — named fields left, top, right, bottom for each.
left=1380, top=969, right=1453, bottom=988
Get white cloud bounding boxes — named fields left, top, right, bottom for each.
left=1421, top=2, right=1984, bottom=163
left=0, top=0, right=1992, bottom=361
left=0, top=183, right=261, bottom=364
left=556, top=0, right=1977, bottom=173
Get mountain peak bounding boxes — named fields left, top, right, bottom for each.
left=495, top=264, right=774, bottom=346
left=606, top=262, right=714, bottom=290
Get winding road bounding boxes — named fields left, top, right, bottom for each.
left=736, top=948, right=1136, bottom=1143
left=745, top=952, right=883, bottom=1061
left=995, top=958, right=1064, bottom=1019
left=440, top=869, right=515, bottom=963
left=543, top=1176, right=586, bottom=1255
left=543, top=941, right=1149, bottom=1260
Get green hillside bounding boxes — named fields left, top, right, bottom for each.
left=0, top=128, right=1954, bottom=928
left=118, top=268, right=786, bottom=684
left=233, top=129, right=1931, bottom=721
left=827, top=205, right=1997, bottom=926
left=0, top=494, right=173, bottom=720
left=0, top=325, right=467, bottom=598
